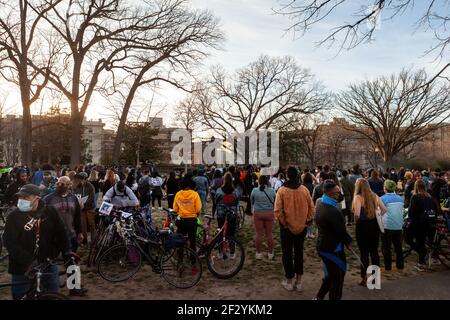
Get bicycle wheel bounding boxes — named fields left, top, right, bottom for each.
left=437, top=235, right=450, bottom=268
left=98, top=244, right=142, bottom=282
left=206, top=236, right=245, bottom=279
left=160, top=246, right=202, bottom=289
left=36, top=292, right=70, bottom=300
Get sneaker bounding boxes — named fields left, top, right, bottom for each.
left=268, top=252, right=274, bottom=260
left=255, top=252, right=263, bottom=260
left=294, top=282, right=302, bottom=291
left=281, top=279, right=294, bottom=291
left=230, top=253, right=236, bottom=260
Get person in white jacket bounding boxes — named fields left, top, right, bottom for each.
left=103, top=180, right=139, bottom=208
left=150, top=171, right=164, bottom=210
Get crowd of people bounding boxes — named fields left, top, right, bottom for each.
left=1, top=162, right=449, bottom=300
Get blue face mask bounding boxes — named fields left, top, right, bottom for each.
left=17, top=198, right=33, bottom=212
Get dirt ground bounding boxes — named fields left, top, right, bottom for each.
left=0, top=199, right=446, bottom=300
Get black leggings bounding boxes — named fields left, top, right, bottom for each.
left=175, top=218, right=197, bottom=252
left=167, top=195, right=175, bottom=209
left=152, top=195, right=162, bottom=208
left=356, top=219, right=380, bottom=277
left=317, top=252, right=346, bottom=300
left=404, top=223, right=430, bottom=264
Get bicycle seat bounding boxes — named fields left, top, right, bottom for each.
left=203, top=214, right=213, bottom=220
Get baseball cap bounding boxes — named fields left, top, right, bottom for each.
left=16, top=184, right=41, bottom=197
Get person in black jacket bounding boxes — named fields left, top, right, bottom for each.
left=314, top=180, right=352, bottom=300
left=406, top=180, right=440, bottom=271
left=312, top=171, right=329, bottom=203
left=3, top=184, right=72, bottom=300
left=164, top=171, right=180, bottom=209
left=4, top=168, right=29, bottom=205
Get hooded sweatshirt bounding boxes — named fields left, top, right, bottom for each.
left=173, top=190, right=202, bottom=219
left=274, top=179, right=315, bottom=235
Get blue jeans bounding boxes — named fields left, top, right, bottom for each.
left=11, top=264, right=60, bottom=300
left=198, top=190, right=207, bottom=213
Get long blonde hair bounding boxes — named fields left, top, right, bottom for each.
left=353, top=178, right=377, bottom=219
left=88, top=169, right=99, bottom=181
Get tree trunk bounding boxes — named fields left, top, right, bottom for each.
left=112, top=80, right=141, bottom=163
left=21, top=99, right=32, bottom=166
left=70, top=107, right=82, bottom=168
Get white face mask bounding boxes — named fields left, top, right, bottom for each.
left=17, top=198, right=33, bottom=212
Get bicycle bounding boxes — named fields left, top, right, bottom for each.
left=196, top=208, right=245, bottom=279
left=0, top=259, right=69, bottom=300
left=97, top=212, right=202, bottom=289
left=403, top=215, right=450, bottom=269
left=237, top=205, right=245, bottom=229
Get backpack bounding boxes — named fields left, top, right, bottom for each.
left=137, top=178, right=151, bottom=198
left=112, top=186, right=132, bottom=200
left=223, top=192, right=237, bottom=206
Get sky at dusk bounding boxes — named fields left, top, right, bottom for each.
left=0, top=0, right=447, bottom=129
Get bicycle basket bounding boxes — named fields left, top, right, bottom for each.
left=163, top=233, right=187, bottom=251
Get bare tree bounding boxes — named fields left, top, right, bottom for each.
left=337, top=69, right=450, bottom=168
left=174, top=94, right=201, bottom=131
left=274, top=0, right=450, bottom=84
left=276, top=113, right=327, bottom=168
left=197, top=55, right=325, bottom=133
left=194, top=55, right=328, bottom=164
left=0, top=0, right=61, bottom=165
left=107, top=2, right=223, bottom=163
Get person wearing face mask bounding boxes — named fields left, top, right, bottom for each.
left=5, top=169, right=29, bottom=205
left=72, top=172, right=96, bottom=246
left=43, top=177, right=83, bottom=253
left=103, top=180, right=140, bottom=208
left=3, top=184, right=73, bottom=300
left=39, top=171, right=57, bottom=198
left=314, top=180, right=353, bottom=300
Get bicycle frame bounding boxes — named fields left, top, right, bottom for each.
left=199, top=210, right=232, bottom=251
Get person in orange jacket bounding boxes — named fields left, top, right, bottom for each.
left=173, top=174, right=202, bottom=253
